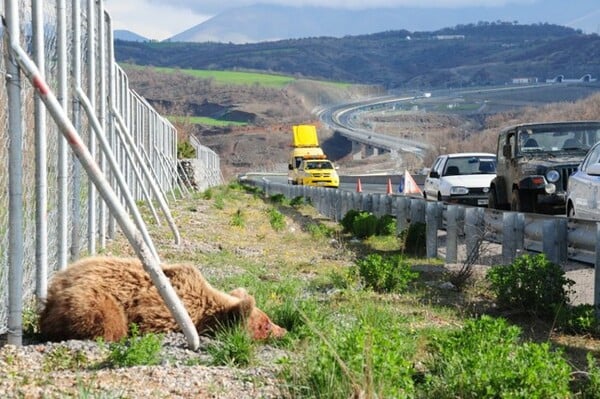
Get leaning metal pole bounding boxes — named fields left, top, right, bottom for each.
left=9, top=41, right=199, bottom=350
left=4, top=0, right=25, bottom=346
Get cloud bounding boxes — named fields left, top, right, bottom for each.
left=105, top=0, right=211, bottom=40
left=145, top=0, right=539, bottom=14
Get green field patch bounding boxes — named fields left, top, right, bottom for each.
left=168, top=115, right=248, bottom=127
left=153, top=66, right=296, bottom=87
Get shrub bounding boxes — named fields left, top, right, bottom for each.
left=352, top=254, right=418, bottom=293
left=290, top=196, right=307, bottom=207
left=376, top=214, right=396, bottom=236
left=556, top=304, right=600, bottom=336
left=400, top=222, right=426, bottom=257
left=269, top=193, right=287, bottom=204
left=306, top=222, right=332, bottom=239
left=177, top=141, right=196, bottom=159
left=486, top=254, right=575, bottom=317
left=352, top=212, right=378, bottom=239
left=341, top=209, right=361, bottom=233
left=422, top=316, right=572, bottom=399
left=106, top=324, right=163, bottom=367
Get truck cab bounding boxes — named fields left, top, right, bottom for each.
left=289, top=156, right=340, bottom=188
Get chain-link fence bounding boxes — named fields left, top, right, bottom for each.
left=0, top=0, right=219, bottom=348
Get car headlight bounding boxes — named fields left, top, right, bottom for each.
left=546, top=169, right=560, bottom=183
left=450, top=186, right=469, bottom=195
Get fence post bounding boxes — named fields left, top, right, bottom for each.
left=395, top=196, right=409, bottom=234
left=502, top=212, right=517, bottom=264
left=465, top=207, right=484, bottom=263
left=426, top=202, right=439, bottom=258
left=33, top=0, right=48, bottom=302
left=410, top=198, right=425, bottom=224
left=595, top=223, right=600, bottom=319
left=446, top=205, right=458, bottom=264
left=5, top=0, right=25, bottom=346
left=543, top=218, right=567, bottom=264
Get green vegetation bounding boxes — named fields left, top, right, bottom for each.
left=207, top=324, right=255, bottom=367
left=43, top=345, right=90, bottom=372
left=105, top=324, right=163, bottom=367
left=351, top=253, right=419, bottom=293
left=168, top=115, right=248, bottom=127
left=150, top=66, right=296, bottom=88
left=487, top=253, right=574, bottom=317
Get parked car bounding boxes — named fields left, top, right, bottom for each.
left=424, top=153, right=497, bottom=206
left=489, top=121, right=600, bottom=214
left=566, top=140, right=600, bottom=219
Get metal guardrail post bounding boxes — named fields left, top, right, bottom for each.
left=502, top=212, right=517, bottom=264
left=395, top=197, right=409, bottom=234
left=595, top=223, right=600, bottom=318
left=465, top=207, right=484, bottom=262
left=426, top=202, right=439, bottom=258
left=410, top=198, right=425, bottom=224
left=543, top=218, right=568, bottom=264
left=446, top=205, right=458, bottom=264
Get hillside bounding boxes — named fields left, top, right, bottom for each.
left=115, top=23, right=600, bottom=89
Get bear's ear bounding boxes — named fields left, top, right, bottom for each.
left=229, top=288, right=249, bottom=300
left=236, top=295, right=255, bottom=317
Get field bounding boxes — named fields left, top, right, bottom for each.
left=168, top=115, right=248, bottom=127
left=3, top=181, right=600, bottom=396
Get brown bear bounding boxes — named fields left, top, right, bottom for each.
left=39, top=256, right=286, bottom=342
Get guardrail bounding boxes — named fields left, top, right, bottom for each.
left=241, top=177, right=600, bottom=307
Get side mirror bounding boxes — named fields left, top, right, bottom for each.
left=429, top=170, right=440, bottom=178
left=587, top=163, right=600, bottom=176
left=502, top=144, right=512, bottom=158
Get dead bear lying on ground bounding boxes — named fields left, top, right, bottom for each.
left=39, top=256, right=286, bottom=342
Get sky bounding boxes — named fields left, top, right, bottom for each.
left=104, top=0, right=600, bottom=41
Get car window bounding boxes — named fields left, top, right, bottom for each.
left=443, top=156, right=496, bottom=176
left=582, top=144, right=600, bottom=172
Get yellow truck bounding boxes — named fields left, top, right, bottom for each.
left=287, top=125, right=339, bottom=188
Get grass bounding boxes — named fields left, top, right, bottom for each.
left=167, top=115, right=248, bottom=127
left=47, top=182, right=600, bottom=397
left=146, top=65, right=297, bottom=88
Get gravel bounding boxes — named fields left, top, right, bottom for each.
left=0, top=332, right=288, bottom=398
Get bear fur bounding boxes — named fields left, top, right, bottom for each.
left=39, top=256, right=286, bottom=342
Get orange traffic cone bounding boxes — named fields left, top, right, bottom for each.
left=402, top=170, right=422, bottom=196
left=386, top=178, right=393, bottom=195
left=356, top=178, right=363, bottom=193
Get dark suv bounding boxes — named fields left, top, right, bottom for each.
left=488, top=121, right=600, bottom=214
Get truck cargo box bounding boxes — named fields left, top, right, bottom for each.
left=292, top=125, right=319, bottom=147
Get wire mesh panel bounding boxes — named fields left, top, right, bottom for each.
left=0, top=0, right=218, bottom=338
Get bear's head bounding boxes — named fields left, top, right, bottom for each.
left=230, top=288, right=287, bottom=340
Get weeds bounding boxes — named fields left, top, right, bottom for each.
left=207, top=324, right=254, bottom=367
left=268, top=208, right=286, bottom=231
left=352, top=253, right=419, bottom=293
left=43, top=345, right=90, bottom=372
left=104, top=324, right=163, bottom=367
left=230, top=208, right=246, bottom=227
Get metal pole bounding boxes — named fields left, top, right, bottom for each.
left=10, top=42, right=199, bottom=350
left=113, top=109, right=181, bottom=244
left=77, top=88, right=160, bottom=260
left=97, top=0, right=107, bottom=249
left=426, top=202, right=438, bottom=259
left=595, top=223, right=600, bottom=319
left=87, top=0, right=97, bottom=255
left=5, top=0, right=24, bottom=346
left=70, top=0, right=82, bottom=261
left=106, top=11, right=116, bottom=239
left=445, top=205, right=458, bottom=264
left=56, top=0, right=69, bottom=270
left=33, top=0, right=48, bottom=302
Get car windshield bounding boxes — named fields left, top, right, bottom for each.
left=443, top=156, right=496, bottom=176
left=305, top=161, right=333, bottom=170
left=517, top=125, right=600, bottom=155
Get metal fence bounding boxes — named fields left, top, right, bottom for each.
left=0, top=0, right=220, bottom=349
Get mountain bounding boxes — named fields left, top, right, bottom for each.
left=167, top=3, right=600, bottom=44
left=114, top=30, right=148, bottom=42
left=115, top=23, right=600, bottom=90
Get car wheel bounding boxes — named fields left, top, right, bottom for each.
left=567, top=202, right=576, bottom=218
left=511, top=189, right=534, bottom=213
left=437, top=192, right=443, bottom=202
